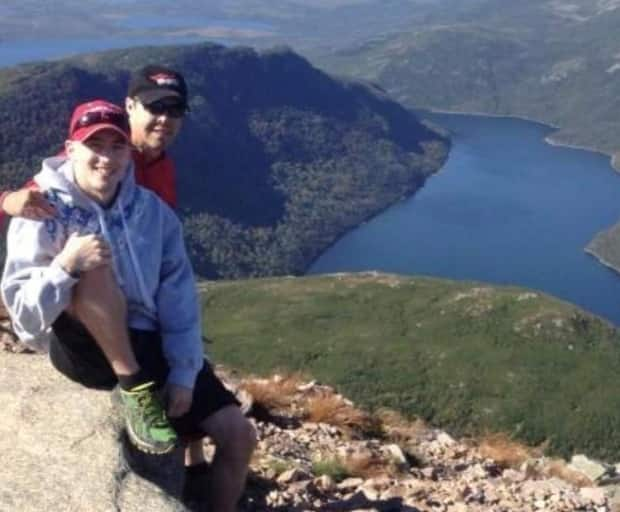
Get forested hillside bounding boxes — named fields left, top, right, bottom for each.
left=0, top=42, right=448, bottom=278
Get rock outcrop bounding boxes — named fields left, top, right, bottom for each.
left=0, top=349, right=187, bottom=512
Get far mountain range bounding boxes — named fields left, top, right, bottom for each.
left=0, top=1, right=433, bottom=51
left=316, top=0, right=620, bottom=162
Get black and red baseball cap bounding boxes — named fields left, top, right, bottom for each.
left=127, top=65, right=188, bottom=107
left=68, top=100, right=130, bottom=142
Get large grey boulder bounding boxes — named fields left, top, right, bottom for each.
left=0, top=350, right=188, bottom=512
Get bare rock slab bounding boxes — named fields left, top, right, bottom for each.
left=0, top=351, right=187, bottom=512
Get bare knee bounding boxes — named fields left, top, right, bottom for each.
left=203, top=406, right=257, bottom=460
left=226, top=416, right=256, bottom=462
left=235, top=416, right=257, bottom=457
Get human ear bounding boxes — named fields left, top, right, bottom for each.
left=125, top=97, right=135, bottom=114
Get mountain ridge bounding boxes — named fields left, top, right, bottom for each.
left=314, top=1, right=620, bottom=166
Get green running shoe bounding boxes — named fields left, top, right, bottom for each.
left=119, top=381, right=178, bottom=455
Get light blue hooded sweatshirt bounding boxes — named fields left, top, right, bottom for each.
left=1, top=156, right=204, bottom=389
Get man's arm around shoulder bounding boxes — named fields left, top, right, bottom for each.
left=0, top=185, right=55, bottom=224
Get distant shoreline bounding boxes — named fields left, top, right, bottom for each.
left=305, top=142, right=450, bottom=274
left=544, top=136, right=618, bottom=168
left=584, top=244, right=620, bottom=278
left=421, top=107, right=619, bottom=171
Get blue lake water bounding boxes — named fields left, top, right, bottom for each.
left=309, top=112, right=620, bottom=325
left=116, top=15, right=273, bottom=32
left=0, top=16, right=273, bottom=68
left=0, top=36, right=206, bottom=68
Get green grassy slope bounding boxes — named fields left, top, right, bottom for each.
left=202, top=272, right=620, bottom=460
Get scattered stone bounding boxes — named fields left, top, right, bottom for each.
left=384, top=443, right=409, bottom=466
left=314, top=474, right=335, bottom=492
left=447, top=504, right=467, bottom=512
left=241, top=375, right=613, bottom=511
left=581, top=487, right=609, bottom=506
left=436, top=432, right=456, bottom=447
left=338, top=477, right=365, bottom=491
left=297, top=380, right=317, bottom=392
left=570, top=454, right=611, bottom=483
left=276, top=467, right=311, bottom=484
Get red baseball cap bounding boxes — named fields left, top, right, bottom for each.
left=68, top=100, right=130, bottom=142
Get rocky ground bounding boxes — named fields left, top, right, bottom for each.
left=230, top=373, right=617, bottom=512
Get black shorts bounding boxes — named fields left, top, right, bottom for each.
left=49, top=313, right=239, bottom=439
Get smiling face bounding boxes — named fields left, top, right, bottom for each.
left=65, top=129, right=131, bottom=206
left=125, top=96, right=184, bottom=161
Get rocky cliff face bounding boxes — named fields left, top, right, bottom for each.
left=2, top=343, right=617, bottom=512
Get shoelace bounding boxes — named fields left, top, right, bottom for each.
left=136, top=390, right=170, bottom=429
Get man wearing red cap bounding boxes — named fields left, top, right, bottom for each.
left=3, top=100, right=191, bottom=453
left=1, top=67, right=256, bottom=512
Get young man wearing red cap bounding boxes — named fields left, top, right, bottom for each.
left=2, top=100, right=196, bottom=452
left=1, top=67, right=257, bottom=511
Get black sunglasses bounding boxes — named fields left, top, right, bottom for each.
left=144, top=100, right=188, bottom=119
left=72, top=111, right=130, bottom=135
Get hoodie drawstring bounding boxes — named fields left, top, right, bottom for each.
left=94, top=205, right=124, bottom=288
left=119, top=202, right=156, bottom=313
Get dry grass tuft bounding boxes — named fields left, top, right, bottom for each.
left=541, top=458, right=593, bottom=488
left=303, top=393, right=377, bottom=435
left=345, top=451, right=402, bottom=478
left=240, top=372, right=307, bottom=412
left=374, top=408, right=428, bottom=443
left=344, top=452, right=386, bottom=478
left=478, top=432, right=541, bottom=469
left=312, top=450, right=399, bottom=480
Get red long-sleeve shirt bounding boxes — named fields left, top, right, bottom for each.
left=132, top=150, right=177, bottom=209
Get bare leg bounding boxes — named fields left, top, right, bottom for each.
left=199, top=406, right=256, bottom=512
left=68, top=266, right=177, bottom=455
left=70, top=265, right=139, bottom=376
left=182, top=439, right=209, bottom=505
